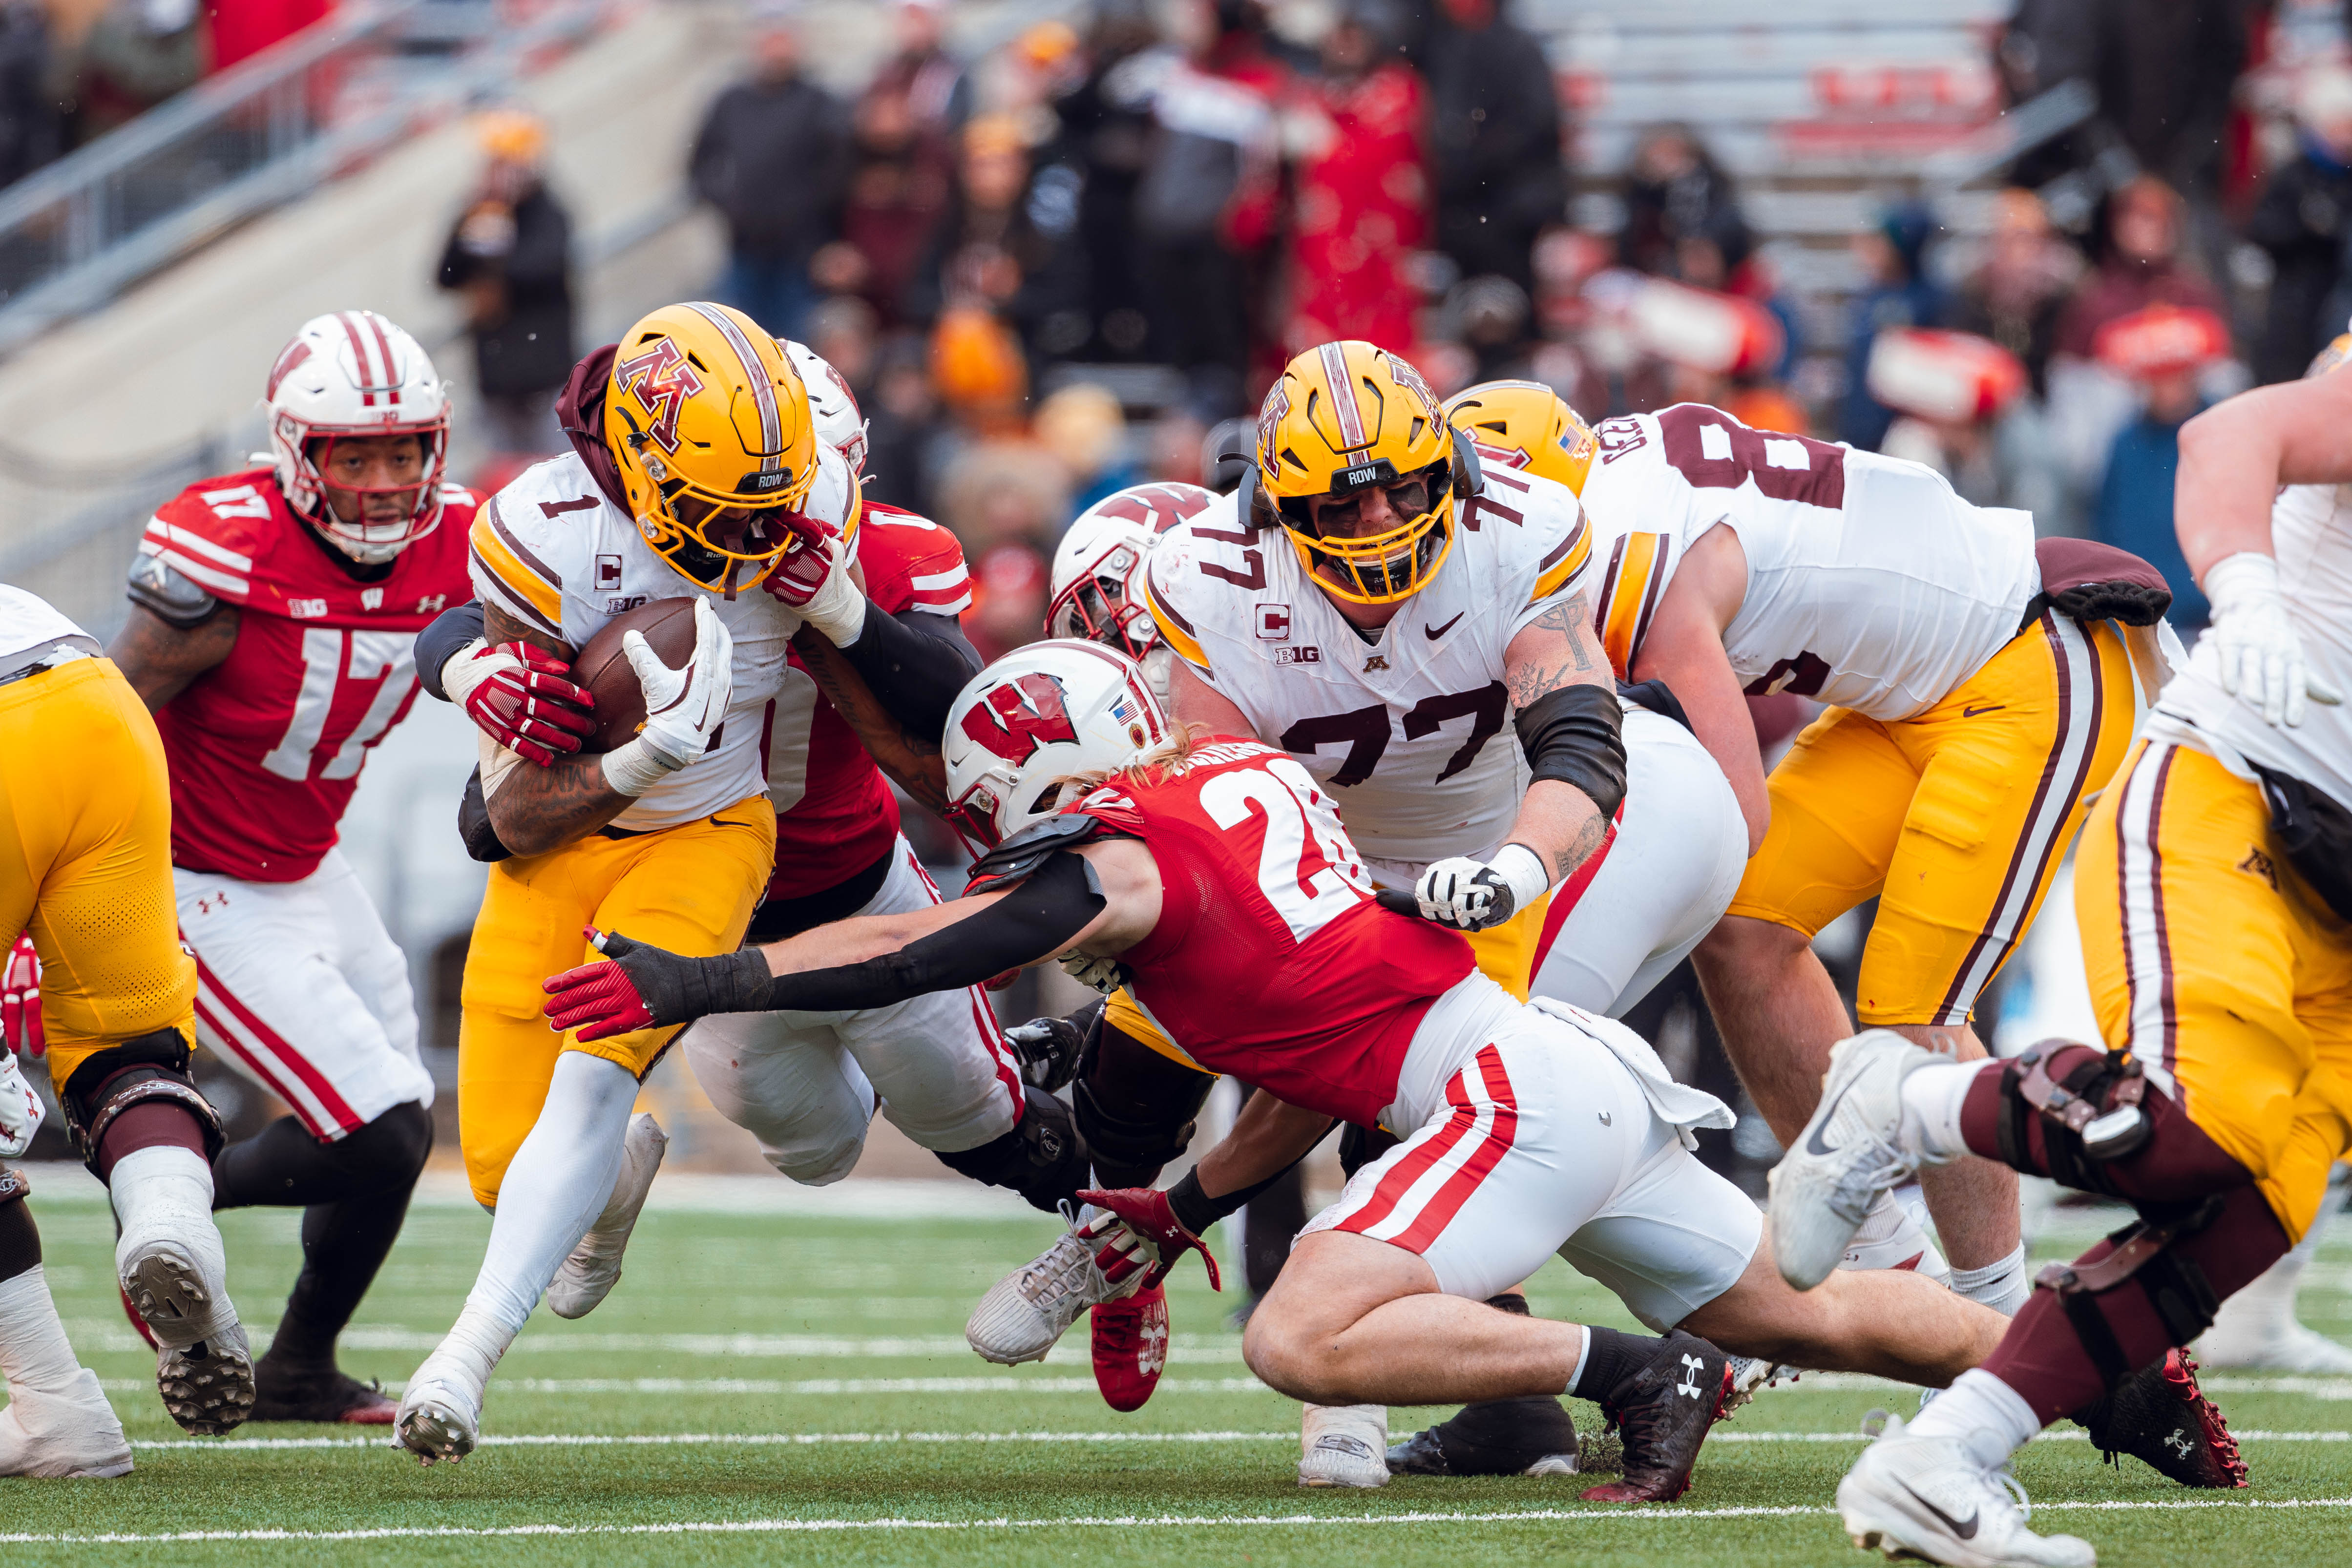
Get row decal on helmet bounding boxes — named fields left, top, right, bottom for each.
left=685, top=301, right=783, bottom=476
left=1317, top=340, right=1366, bottom=449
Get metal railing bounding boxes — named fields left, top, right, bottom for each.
left=0, top=0, right=624, bottom=356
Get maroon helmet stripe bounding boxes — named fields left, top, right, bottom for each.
left=1319, top=342, right=1366, bottom=449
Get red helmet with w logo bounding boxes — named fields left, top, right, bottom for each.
left=942, top=639, right=1173, bottom=851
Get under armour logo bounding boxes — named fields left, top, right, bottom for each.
left=2165, top=1428, right=2194, bottom=1459
left=1138, top=1317, right=1168, bottom=1377
left=1677, top=1354, right=1704, bottom=1400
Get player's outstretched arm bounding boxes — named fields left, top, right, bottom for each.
left=108, top=602, right=240, bottom=711
left=542, top=839, right=1160, bottom=1040
left=2176, top=373, right=2350, bottom=727
left=1631, top=527, right=1769, bottom=853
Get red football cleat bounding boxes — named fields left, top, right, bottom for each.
left=1091, top=1283, right=1169, bottom=1412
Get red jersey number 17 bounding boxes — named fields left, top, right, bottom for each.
left=261, top=628, right=418, bottom=783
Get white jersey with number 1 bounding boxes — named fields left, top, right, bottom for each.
left=1575, top=404, right=2040, bottom=721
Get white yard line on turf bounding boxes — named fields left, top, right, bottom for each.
left=65, top=1323, right=1248, bottom=1360
left=121, top=1428, right=2352, bottom=1453
left=99, top=1376, right=1277, bottom=1396
left=8, top=1499, right=2352, bottom=1545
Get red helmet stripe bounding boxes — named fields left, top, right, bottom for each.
left=364, top=311, right=403, bottom=407
left=336, top=311, right=378, bottom=408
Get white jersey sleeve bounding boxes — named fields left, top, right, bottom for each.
left=1140, top=480, right=1594, bottom=869
left=1579, top=404, right=2040, bottom=720
left=467, top=447, right=854, bottom=832
left=0, top=584, right=94, bottom=664
left=2157, top=481, right=2352, bottom=812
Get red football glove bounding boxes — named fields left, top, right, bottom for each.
left=761, top=528, right=864, bottom=646
left=542, top=929, right=663, bottom=1042
left=1, top=933, right=42, bottom=1058
left=461, top=642, right=596, bottom=767
left=1077, top=1187, right=1221, bottom=1292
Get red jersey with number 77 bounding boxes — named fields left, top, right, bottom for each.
left=1068, top=738, right=1474, bottom=1129
left=138, top=468, right=477, bottom=881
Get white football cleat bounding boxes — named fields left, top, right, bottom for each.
left=1299, top=1403, right=1389, bottom=1488
left=1841, top=1189, right=1953, bottom=1286
left=0, top=1371, right=134, bottom=1478
left=547, top=1112, right=667, bottom=1320
left=1769, top=1029, right=1940, bottom=1291
left=1838, top=1412, right=2094, bottom=1568
left=966, top=1226, right=1123, bottom=1365
left=394, top=1353, right=483, bottom=1466
left=117, top=1223, right=254, bottom=1435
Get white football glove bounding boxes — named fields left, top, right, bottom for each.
left=762, top=529, right=866, bottom=647
left=600, top=598, right=735, bottom=797
left=2203, top=552, right=2343, bottom=728
left=1401, top=843, right=1550, bottom=932
left=0, top=1050, right=42, bottom=1159
left=1058, top=951, right=1129, bottom=995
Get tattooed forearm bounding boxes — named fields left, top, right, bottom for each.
left=794, top=629, right=952, bottom=814
left=1504, top=592, right=1606, bottom=708
left=486, top=752, right=634, bottom=857
left=1550, top=808, right=1608, bottom=880
left=483, top=603, right=573, bottom=663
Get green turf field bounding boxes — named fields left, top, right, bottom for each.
left=3, top=1176, right=2347, bottom=1567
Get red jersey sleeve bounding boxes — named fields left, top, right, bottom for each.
left=856, top=502, right=972, bottom=616
left=141, top=470, right=285, bottom=608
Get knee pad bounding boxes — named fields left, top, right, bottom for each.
left=2033, top=1194, right=2227, bottom=1392
left=933, top=1083, right=1091, bottom=1213
left=1993, top=1042, right=2152, bottom=1194
left=1071, top=1023, right=1213, bottom=1181
left=59, top=1028, right=221, bottom=1179
left=1073, top=1075, right=1202, bottom=1180
left=766, top=1126, right=869, bottom=1187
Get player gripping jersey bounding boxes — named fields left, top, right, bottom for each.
left=103, top=310, right=469, bottom=1425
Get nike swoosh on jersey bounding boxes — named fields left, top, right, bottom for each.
left=1962, top=704, right=2006, bottom=717
left=1425, top=612, right=1465, bottom=640
left=1899, top=1480, right=1979, bottom=1540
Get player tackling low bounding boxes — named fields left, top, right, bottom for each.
left=1773, top=356, right=2352, bottom=1565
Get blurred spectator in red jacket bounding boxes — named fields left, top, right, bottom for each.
left=1282, top=0, right=1427, bottom=357
left=2053, top=177, right=2224, bottom=359
left=210, top=0, right=326, bottom=72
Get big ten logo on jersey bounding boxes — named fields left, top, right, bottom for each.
left=1256, top=603, right=1291, bottom=641
left=1275, top=646, right=1321, bottom=667
left=1200, top=754, right=1373, bottom=942
left=1594, top=417, right=1648, bottom=463
left=607, top=594, right=649, bottom=616
left=262, top=628, right=418, bottom=783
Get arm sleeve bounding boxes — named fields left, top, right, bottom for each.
left=1515, top=682, right=1628, bottom=819
left=832, top=602, right=983, bottom=743
left=737, top=850, right=1107, bottom=1014
left=415, top=601, right=489, bottom=702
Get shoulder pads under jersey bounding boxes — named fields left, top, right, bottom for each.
left=126, top=551, right=221, bottom=627
left=966, top=813, right=1115, bottom=890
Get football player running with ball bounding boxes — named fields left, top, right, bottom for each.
left=413, top=335, right=1065, bottom=1217
left=0, top=584, right=234, bottom=1467
left=539, top=643, right=2039, bottom=1506
left=89, top=311, right=472, bottom=1424
left=1777, top=331, right=2352, bottom=1568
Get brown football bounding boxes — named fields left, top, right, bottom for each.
left=572, top=597, right=701, bottom=753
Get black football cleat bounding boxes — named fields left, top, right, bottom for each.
left=1578, top=1330, right=1733, bottom=1503
left=1386, top=1395, right=1586, bottom=1477
left=2073, top=1348, right=2247, bottom=1489
left=250, top=1362, right=396, bottom=1425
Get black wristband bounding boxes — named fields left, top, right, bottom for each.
left=1165, top=1169, right=1223, bottom=1236
left=1515, top=682, right=1628, bottom=820
left=416, top=601, right=489, bottom=702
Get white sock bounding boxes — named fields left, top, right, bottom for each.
left=436, top=1052, right=638, bottom=1379
left=1908, top=1367, right=2041, bottom=1468
left=1898, top=1060, right=1979, bottom=1165
left=1950, top=1244, right=2032, bottom=1316
left=0, top=1267, right=88, bottom=1397
left=107, top=1145, right=230, bottom=1337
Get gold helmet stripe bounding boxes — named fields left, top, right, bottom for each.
left=1317, top=341, right=1367, bottom=449
left=684, top=300, right=782, bottom=475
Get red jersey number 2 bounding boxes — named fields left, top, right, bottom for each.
left=1197, top=756, right=1374, bottom=942
left=260, top=629, right=417, bottom=783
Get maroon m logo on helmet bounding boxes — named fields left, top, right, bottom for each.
left=615, top=337, right=705, bottom=455
left=961, top=672, right=1077, bottom=762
